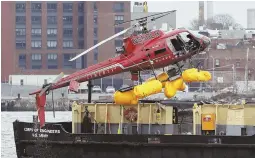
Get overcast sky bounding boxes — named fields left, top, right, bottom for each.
left=131, top=1, right=255, bottom=28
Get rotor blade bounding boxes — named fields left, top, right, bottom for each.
left=115, top=10, right=176, bottom=26
left=52, top=72, right=64, bottom=83
left=69, top=27, right=133, bottom=61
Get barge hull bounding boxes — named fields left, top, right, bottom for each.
left=13, top=121, right=255, bottom=158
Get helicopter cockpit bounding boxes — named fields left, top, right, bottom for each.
left=165, top=31, right=202, bottom=58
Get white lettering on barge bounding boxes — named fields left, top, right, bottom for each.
left=24, top=128, right=60, bottom=138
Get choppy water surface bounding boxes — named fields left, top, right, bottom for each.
left=1, top=111, right=72, bottom=158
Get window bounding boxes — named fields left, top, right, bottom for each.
left=115, top=40, right=123, bottom=47
left=47, top=53, right=57, bottom=60
left=114, top=2, right=124, bottom=12
left=16, top=28, right=26, bottom=36
left=114, top=15, right=124, bottom=24
left=31, top=40, right=42, bottom=48
left=63, top=28, right=73, bottom=37
left=63, top=3, right=72, bottom=12
left=31, top=3, right=41, bottom=12
left=115, top=27, right=124, bottom=34
left=48, top=65, right=58, bottom=69
left=215, top=59, right=220, bottom=67
left=47, top=3, right=57, bottom=12
left=20, top=79, right=24, bottom=86
left=16, top=41, right=26, bottom=49
left=78, top=28, right=84, bottom=38
left=19, top=54, right=26, bottom=69
left=93, top=15, right=98, bottom=25
left=31, top=28, right=41, bottom=36
left=47, top=53, right=58, bottom=69
left=94, top=28, right=98, bottom=37
left=78, top=40, right=84, bottom=49
left=47, top=40, right=57, bottom=48
left=94, top=51, right=98, bottom=64
left=63, top=16, right=73, bottom=24
left=31, top=54, right=42, bottom=69
left=93, top=2, right=97, bottom=12
left=47, top=16, right=57, bottom=24
left=31, top=54, right=42, bottom=60
left=47, top=28, right=57, bottom=36
left=16, top=16, right=26, bottom=24
left=115, top=27, right=124, bottom=37
left=94, top=40, right=98, bottom=45
left=16, top=3, right=26, bottom=12
left=31, top=16, right=41, bottom=24
left=236, top=61, right=240, bottom=67
left=63, top=54, right=75, bottom=69
left=78, top=16, right=84, bottom=25
left=63, top=41, right=73, bottom=48
left=78, top=3, right=84, bottom=12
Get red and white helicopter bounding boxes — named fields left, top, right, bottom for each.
left=29, top=10, right=211, bottom=127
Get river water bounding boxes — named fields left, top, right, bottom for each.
left=1, top=111, right=72, bottom=158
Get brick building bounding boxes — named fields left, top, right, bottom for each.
left=1, top=1, right=130, bottom=90
left=198, top=38, right=255, bottom=90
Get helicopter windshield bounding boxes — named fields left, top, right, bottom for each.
left=188, top=30, right=205, bottom=40
left=178, top=31, right=191, bottom=43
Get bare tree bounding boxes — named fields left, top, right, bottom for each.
left=189, top=14, right=243, bottom=30
left=189, top=18, right=199, bottom=30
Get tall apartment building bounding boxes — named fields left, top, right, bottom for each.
left=1, top=1, right=130, bottom=89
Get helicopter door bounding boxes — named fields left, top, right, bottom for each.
left=166, top=36, right=183, bottom=55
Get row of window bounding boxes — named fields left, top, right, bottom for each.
left=16, top=15, right=124, bottom=25
left=17, top=29, right=123, bottom=42
left=16, top=2, right=125, bottom=12
left=17, top=41, right=122, bottom=50
left=19, top=53, right=85, bottom=69
left=16, top=27, right=123, bottom=36
left=16, top=16, right=74, bottom=24
left=16, top=28, right=85, bottom=37
left=16, top=40, right=85, bottom=49
left=16, top=41, right=74, bottom=48
left=16, top=3, right=83, bottom=12
left=29, top=53, right=58, bottom=60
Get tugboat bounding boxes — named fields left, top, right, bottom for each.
left=13, top=100, right=255, bottom=158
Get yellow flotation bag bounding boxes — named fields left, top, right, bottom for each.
left=146, top=72, right=169, bottom=88
left=134, top=80, right=163, bottom=98
left=182, top=68, right=211, bottom=82
left=172, top=77, right=184, bottom=90
left=114, top=90, right=138, bottom=105
left=179, top=82, right=187, bottom=91
left=164, top=77, right=188, bottom=98
left=199, top=70, right=211, bottom=81
left=164, top=81, right=177, bottom=98
left=182, top=68, right=198, bottom=82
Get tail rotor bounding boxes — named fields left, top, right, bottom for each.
left=36, top=72, right=64, bottom=127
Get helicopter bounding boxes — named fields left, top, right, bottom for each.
left=30, top=10, right=211, bottom=127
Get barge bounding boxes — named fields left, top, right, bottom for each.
left=13, top=100, right=255, bottom=158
